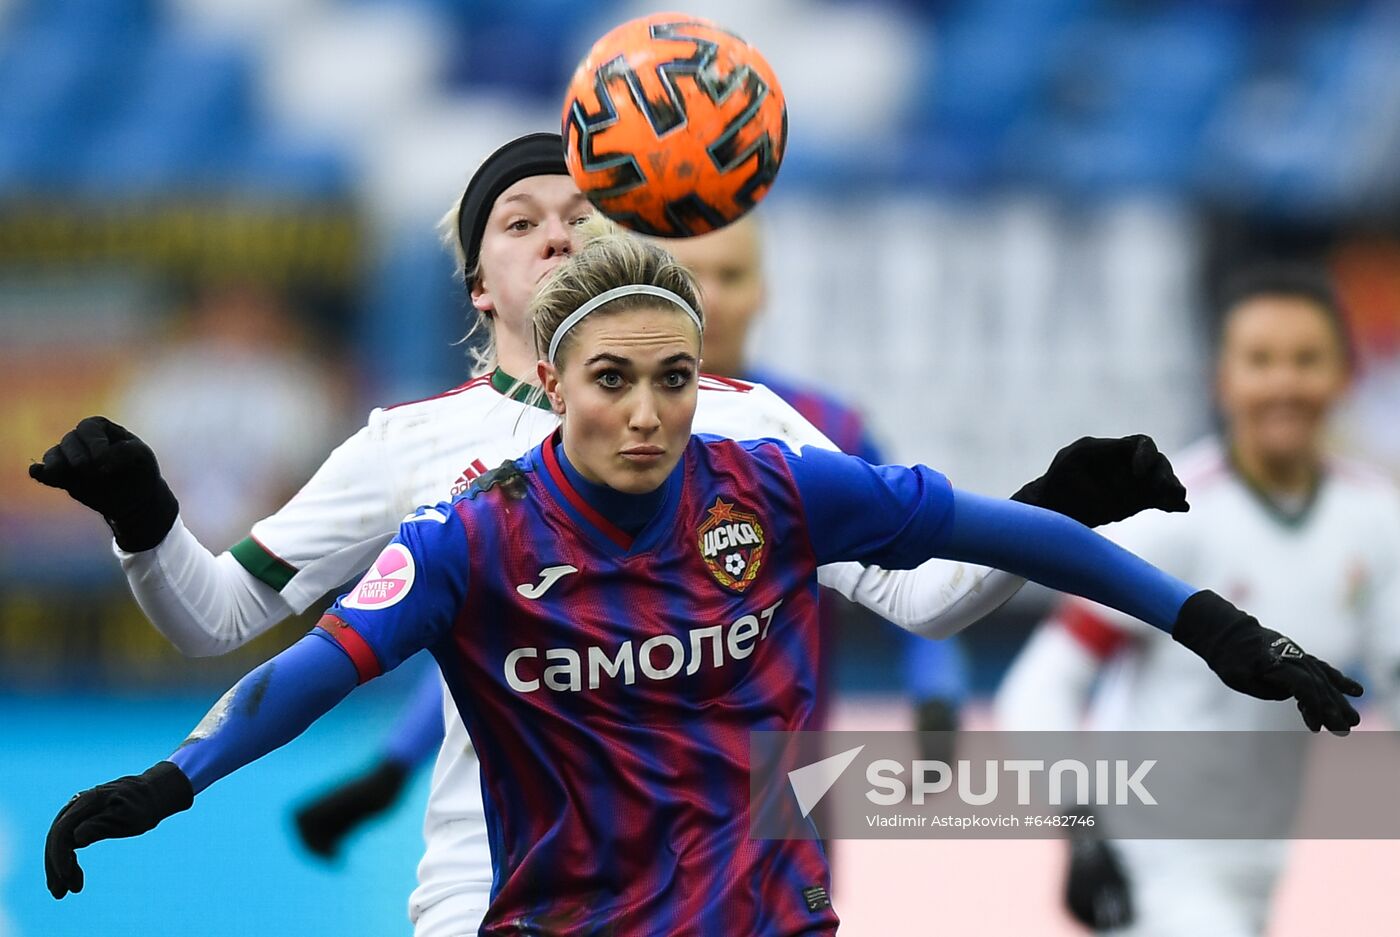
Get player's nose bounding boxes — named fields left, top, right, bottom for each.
left=627, top=388, right=662, bottom=434
left=542, top=217, right=573, bottom=256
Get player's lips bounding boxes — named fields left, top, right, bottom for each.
left=1254, top=401, right=1317, bottom=428
left=620, top=446, right=664, bottom=463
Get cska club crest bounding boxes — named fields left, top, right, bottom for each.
left=697, top=497, right=766, bottom=592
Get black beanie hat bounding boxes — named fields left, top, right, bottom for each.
left=456, top=132, right=570, bottom=283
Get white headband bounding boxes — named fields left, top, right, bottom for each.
left=546, top=284, right=702, bottom=364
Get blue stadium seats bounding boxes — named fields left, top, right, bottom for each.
left=905, top=19, right=1054, bottom=190
left=0, top=22, right=145, bottom=189
left=232, top=136, right=351, bottom=197
left=0, top=0, right=1388, bottom=209
left=1006, top=7, right=1245, bottom=197
left=434, top=0, right=617, bottom=98
left=1197, top=3, right=1373, bottom=215
left=6, top=0, right=158, bottom=41
left=78, top=37, right=255, bottom=193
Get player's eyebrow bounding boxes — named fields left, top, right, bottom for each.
left=500, top=192, right=592, bottom=210
left=582, top=352, right=697, bottom=368
left=584, top=353, right=633, bottom=367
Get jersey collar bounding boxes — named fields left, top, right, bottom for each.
left=490, top=367, right=553, bottom=411
left=537, top=431, right=687, bottom=556
left=1227, top=447, right=1325, bottom=530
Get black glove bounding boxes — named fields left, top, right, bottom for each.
left=293, top=759, right=410, bottom=859
left=1065, top=825, right=1134, bottom=931
left=46, top=761, right=194, bottom=899
left=915, top=696, right=959, bottom=766
left=29, top=416, right=179, bottom=553
left=1012, top=435, right=1189, bottom=529
left=1173, top=590, right=1363, bottom=733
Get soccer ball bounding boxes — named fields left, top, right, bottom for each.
left=561, top=12, right=787, bottom=238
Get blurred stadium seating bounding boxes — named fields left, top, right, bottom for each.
left=3, top=0, right=1397, bottom=214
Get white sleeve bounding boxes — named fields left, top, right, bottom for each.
left=994, top=621, right=1102, bottom=730
left=738, top=382, right=1021, bottom=636
left=116, top=414, right=402, bottom=656
left=817, top=561, right=1025, bottom=639
left=117, top=518, right=295, bottom=657
left=1357, top=490, right=1400, bottom=728
left=237, top=414, right=403, bottom=612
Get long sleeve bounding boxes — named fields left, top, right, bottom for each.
left=169, top=635, right=359, bottom=793
left=116, top=518, right=298, bottom=657
left=115, top=418, right=401, bottom=657
left=170, top=503, right=471, bottom=793
left=315, top=502, right=471, bottom=681
left=778, top=443, right=1196, bottom=633
left=818, top=560, right=1024, bottom=639
left=818, top=418, right=1025, bottom=640
left=937, top=491, right=1194, bottom=631
left=725, top=386, right=1019, bottom=637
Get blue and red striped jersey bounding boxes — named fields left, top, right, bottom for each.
left=316, top=433, right=953, bottom=936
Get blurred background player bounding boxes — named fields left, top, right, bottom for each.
left=996, top=266, right=1400, bottom=936
left=117, top=281, right=345, bottom=549
left=290, top=212, right=971, bottom=859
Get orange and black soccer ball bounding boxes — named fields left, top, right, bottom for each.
left=561, top=12, right=787, bottom=238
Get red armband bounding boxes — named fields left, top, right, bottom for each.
left=315, top=614, right=383, bottom=684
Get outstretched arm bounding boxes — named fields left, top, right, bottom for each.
left=31, top=416, right=400, bottom=657
left=46, top=634, right=359, bottom=898
left=946, top=491, right=1360, bottom=732
left=817, top=561, right=1024, bottom=640
left=45, top=506, right=469, bottom=898
left=818, top=435, right=1188, bottom=638
left=117, top=520, right=301, bottom=656
left=776, top=442, right=1362, bottom=733
left=171, top=634, right=361, bottom=793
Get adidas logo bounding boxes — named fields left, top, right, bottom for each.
left=450, top=458, right=490, bottom=496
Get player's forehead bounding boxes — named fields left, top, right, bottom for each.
left=567, top=306, right=701, bottom=365
left=1224, top=295, right=1339, bottom=351
left=489, top=175, right=592, bottom=220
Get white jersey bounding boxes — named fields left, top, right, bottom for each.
left=1064, top=437, right=1400, bottom=735
left=997, top=436, right=1400, bottom=937
left=150, top=372, right=1020, bottom=932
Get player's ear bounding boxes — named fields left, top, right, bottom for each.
left=470, top=273, right=495, bottom=317
left=538, top=361, right=565, bottom=414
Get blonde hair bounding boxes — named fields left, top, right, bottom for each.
left=529, top=214, right=704, bottom=369
left=439, top=197, right=496, bottom=377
